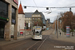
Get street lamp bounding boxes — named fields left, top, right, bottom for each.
left=57, top=16, right=58, bottom=38
left=56, top=15, right=61, bottom=38
left=55, top=19, right=56, bottom=34
left=59, top=18, right=62, bottom=32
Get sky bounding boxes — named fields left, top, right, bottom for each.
left=18, top=0, right=75, bottom=23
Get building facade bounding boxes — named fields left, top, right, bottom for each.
left=0, top=0, right=18, bottom=40
left=25, top=13, right=33, bottom=29
left=18, top=2, right=25, bottom=33
left=25, top=10, right=46, bottom=29
left=32, top=10, right=46, bottom=27
left=45, top=19, right=50, bottom=28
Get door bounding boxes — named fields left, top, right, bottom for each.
left=0, top=22, right=5, bottom=38
left=0, top=28, right=4, bottom=38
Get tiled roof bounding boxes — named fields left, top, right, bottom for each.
left=18, top=3, right=24, bottom=14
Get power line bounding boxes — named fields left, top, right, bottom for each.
left=33, top=0, right=38, bottom=8
left=24, top=6, right=75, bottom=8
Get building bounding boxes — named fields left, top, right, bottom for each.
left=18, top=2, right=25, bottom=33
left=0, top=0, right=18, bottom=40
left=25, top=10, right=46, bottom=29
left=45, top=19, right=50, bottom=28
left=25, top=13, right=33, bottom=29
left=32, top=10, right=46, bottom=27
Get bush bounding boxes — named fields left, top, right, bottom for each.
left=61, top=29, right=66, bottom=32
left=70, top=29, right=74, bottom=32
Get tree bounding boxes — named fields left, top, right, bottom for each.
left=71, top=14, right=75, bottom=29
left=33, top=19, right=43, bottom=27
left=38, top=19, right=43, bottom=27
left=59, top=11, right=73, bottom=30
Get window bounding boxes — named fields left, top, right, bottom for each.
left=0, top=1, right=8, bottom=18
left=12, top=6, right=16, bottom=24
left=33, top=18, right=34, bottom=19
left=38, top=18, right=40, bottom=19
left=29, top=18, right=30, bottom=20
left=27, top=18, right=28, bottom=20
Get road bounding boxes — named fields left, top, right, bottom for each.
left=0, top=29, right=75, bottom=50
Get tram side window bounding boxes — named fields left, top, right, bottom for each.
left=0, top=1, right=8, bottom=18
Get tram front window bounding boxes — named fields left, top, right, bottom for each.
left=35, top=32, right=41, bottom=35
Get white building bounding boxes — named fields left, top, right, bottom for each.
left=18, top=3, right=25, bottom=32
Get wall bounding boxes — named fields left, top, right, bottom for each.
left=18, top=14, right=25, bottom=32
left=4, top=0, right=18, bottom=40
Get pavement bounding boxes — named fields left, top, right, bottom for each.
left=0, top=30, right=33, bottom=46
left=50, top=29, right=75, bottom=43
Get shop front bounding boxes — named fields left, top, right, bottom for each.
left=0, top=0, right=8, bottom=39
left=0, top=0, right=18, bottom=40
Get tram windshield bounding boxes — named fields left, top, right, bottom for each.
left=33, top=26, right=42, bottom=35
left=35, top=32, right=42, bottom=35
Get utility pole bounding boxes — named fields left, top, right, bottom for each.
left=57, top=16, right=58, bottom=38
left=55, top=19, right=56, bottom=34
left=69, top=7, right=74, bottom=36
left=70, top=8, right=71, bottom=12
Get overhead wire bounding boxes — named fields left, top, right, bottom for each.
left=24, top=5, right=75, bottom=8
left=32, top=0, right=38, bottom=8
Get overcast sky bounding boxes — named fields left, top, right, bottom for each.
left=18, top=0, right=75, bottom=23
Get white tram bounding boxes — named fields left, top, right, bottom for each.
left=32, top=26, right=42, bottom=40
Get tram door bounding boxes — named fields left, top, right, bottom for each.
left=0, top=22, right=5, bottom=38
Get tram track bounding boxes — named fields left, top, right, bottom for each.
left=26, top=35, right=48, bottom=50
left=37, top=36, right=48, bottom=50
left=26, top=41, right=40, bottom=50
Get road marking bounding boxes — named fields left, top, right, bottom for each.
left=26, top=41, right=39, bottom=50
left=37, top=36, right=48, bottom=50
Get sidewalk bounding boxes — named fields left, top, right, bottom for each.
left=17, top=30, right=33, bottom=39
left=0, top=30, right=33, bottom=46
left=51, top=29, right=75, bottom=43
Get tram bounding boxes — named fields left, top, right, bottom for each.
left=32, top=26, right=42, bottom=40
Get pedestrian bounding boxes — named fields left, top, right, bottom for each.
left=60, top=32, right=61, bottom=35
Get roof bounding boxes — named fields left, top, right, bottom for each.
left=25, top=13, right=33, bottom=18
left=18, top=3, right=24, bottom=14
left=33, top=10, right=41, bottom=14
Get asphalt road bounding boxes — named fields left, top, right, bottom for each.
left=0, top=35, right=75, bottom=50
